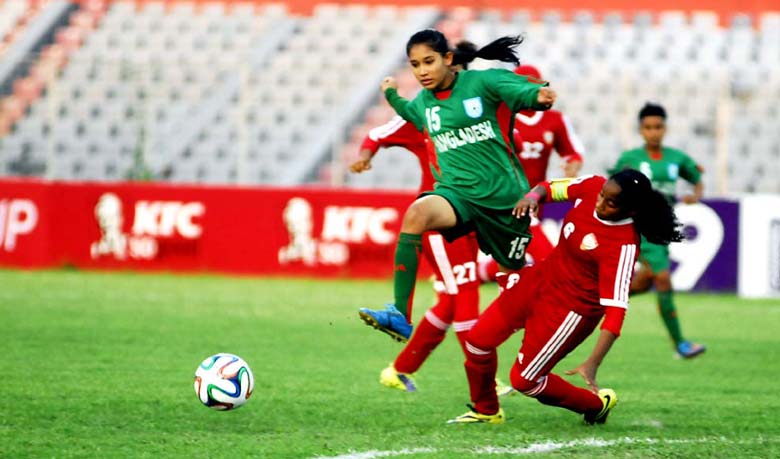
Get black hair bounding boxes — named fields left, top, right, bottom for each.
left=610, top=169, right=684, bottom=245
left=638, top=102, right=667, bottom=121
left=452, top=40, right=477, bottom=69
left=406, top=29, right=523, bottom=66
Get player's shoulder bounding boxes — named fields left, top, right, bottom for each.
left=663, top=146, right=690, bottom=158
left=541, top=109, right=565, bottom=123
left=573, top=174, right=607, bottom=188
left=620, top=146, right=644, bottom=156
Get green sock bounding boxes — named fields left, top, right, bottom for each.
left=393, top=232, right=422, bottom=319
left=657, top=291, right=684, bottom=345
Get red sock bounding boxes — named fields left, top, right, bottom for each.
left=515, top=371, right=602, bottom=414
left=464, top=344, right=499, bottom=415
left=394, top=310, right=450, bottom=374
left=452, top=286, right=480, bottom=355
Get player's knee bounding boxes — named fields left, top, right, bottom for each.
left=463, top=334, right=494, bottom=362
left=429, top=294, right=456, bottom=323
left=401, top=202, right=431, bottom=233
left=655, top=271, right=672, bottom=291
left=509, top=365, right=536, bottom=393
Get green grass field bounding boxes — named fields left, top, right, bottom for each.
left=2, top=269, right=780, bottom=458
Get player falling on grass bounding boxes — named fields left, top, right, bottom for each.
left=449, top=170, right=684, bottom=424
left=611, top=102, right=706, bottom=359
left=358, top=29, right=556, bottom=343
left=351, top=43, right=511, bottom=393
left=479, top=64, right=585, bottom=281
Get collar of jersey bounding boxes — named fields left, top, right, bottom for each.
left=432, top=73, right=459, bottom=99
left=516, top=111, right=544, bottom=125
left=593, top=211, right=634, bottom=226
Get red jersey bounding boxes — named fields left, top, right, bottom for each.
left=360, top=115, right=435, bottom=193
left=536, top=175, right=639, bottom=320
left=513, top=110, right=585, bottom=187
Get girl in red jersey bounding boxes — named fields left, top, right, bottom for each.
left=448, top=169, right=683, bottom=424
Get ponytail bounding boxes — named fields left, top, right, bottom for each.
left=452, top=35, right=523, bottom=66
left=611, top=169, right=684, bottom=245
left=451, top=40, right=477, bottom=69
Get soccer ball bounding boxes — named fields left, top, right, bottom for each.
left=194, top=353, right=254, bottom=410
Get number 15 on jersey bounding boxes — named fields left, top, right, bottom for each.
left=426, top=107, right=441, bottom=133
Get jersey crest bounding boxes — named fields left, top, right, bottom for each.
left=580, top=233, right=598, bottom=251
left=543, top=131, right=554, bottom=145
left=667, top=163, right=679, bottom=180
left=463, top=97, right=483, bottom=118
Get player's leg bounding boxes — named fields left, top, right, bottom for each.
left=394, top=195, right=457, bottom=318
left=359, top=194, right=458, bottom=342
left=384, top=232, right=476, bottom=389
left=382, top=292, right=456, bottom=391
left=526, top=217, right=554, bottom=263
left=508, top=304, right=609, bottom=422
left=477, top=253, right=499, bottom=284
left=450, top=266, right=539, bottom=422
left=655, top=269, right=706, bottom=358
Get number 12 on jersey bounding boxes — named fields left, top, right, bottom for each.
left=508, top=236, right=530, bottom=260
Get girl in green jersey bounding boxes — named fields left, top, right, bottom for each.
left=612, top=103, right=706, bottom=359
left=359, top=30, right=555, bottom=342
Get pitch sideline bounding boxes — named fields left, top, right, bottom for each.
left=313, top=436, right=731, bottom=459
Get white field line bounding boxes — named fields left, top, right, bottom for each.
left=313, top=436, right=732, bottom=459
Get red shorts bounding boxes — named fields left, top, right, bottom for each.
left=421, top=231, right=480, bottom=294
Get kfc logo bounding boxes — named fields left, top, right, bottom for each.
left=0, top=199, right=38, bottom=252
left=91, top=193, right=204, bottom=260
left=278, top=197, right=364, bottom=266
left=321, top=206, right=397, bottom=244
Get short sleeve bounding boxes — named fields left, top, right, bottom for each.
left=679, top=151, right=702, bottom=185
left=599, top=243, right=637, bottom=309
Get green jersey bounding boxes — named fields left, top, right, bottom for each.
left=385, top=68, right=549, bottom=210
left=611, top=146, right=702, bottom=203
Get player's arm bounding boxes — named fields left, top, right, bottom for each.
left=382, top=77, right=424, bottom=130
left=554, top=114, right=586, bottom=177
left=680, top=155, right=704, bottom=204
left=566, top=241, right=635, bottom=392
left=484, top=69, right=555, bottom=112
left=350, top=116, right=411, bottom=173
left=513, top=175, right=603, bottom=218
left=566, top=327, right=619, bottom=393
left=350, top=148, right=375, bottom=173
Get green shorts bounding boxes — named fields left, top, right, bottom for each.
left=639, top=236, right=670, bottom=273
left=424, top=189, right=532, bottom=270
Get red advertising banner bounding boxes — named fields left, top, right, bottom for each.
left=0, top=178, right=420, bottom=278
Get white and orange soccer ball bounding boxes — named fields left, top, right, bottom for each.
left=194, top=353, right=254, bottom=410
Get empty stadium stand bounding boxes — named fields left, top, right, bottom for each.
left=0, top=2, right=778, bottom=194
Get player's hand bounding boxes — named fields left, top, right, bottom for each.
left=681, top=194, right=699, bottom=204
left=566, top=361, right=599, bottom=394
left=349, top=159, right=372, bottom=173
left=537, top=87, right=556, bottom=108
left=561, top=159, right=582, bottom=178
left=380, top=76, right=398, bottom=92
left=513, top=197, right=538, bottom=219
